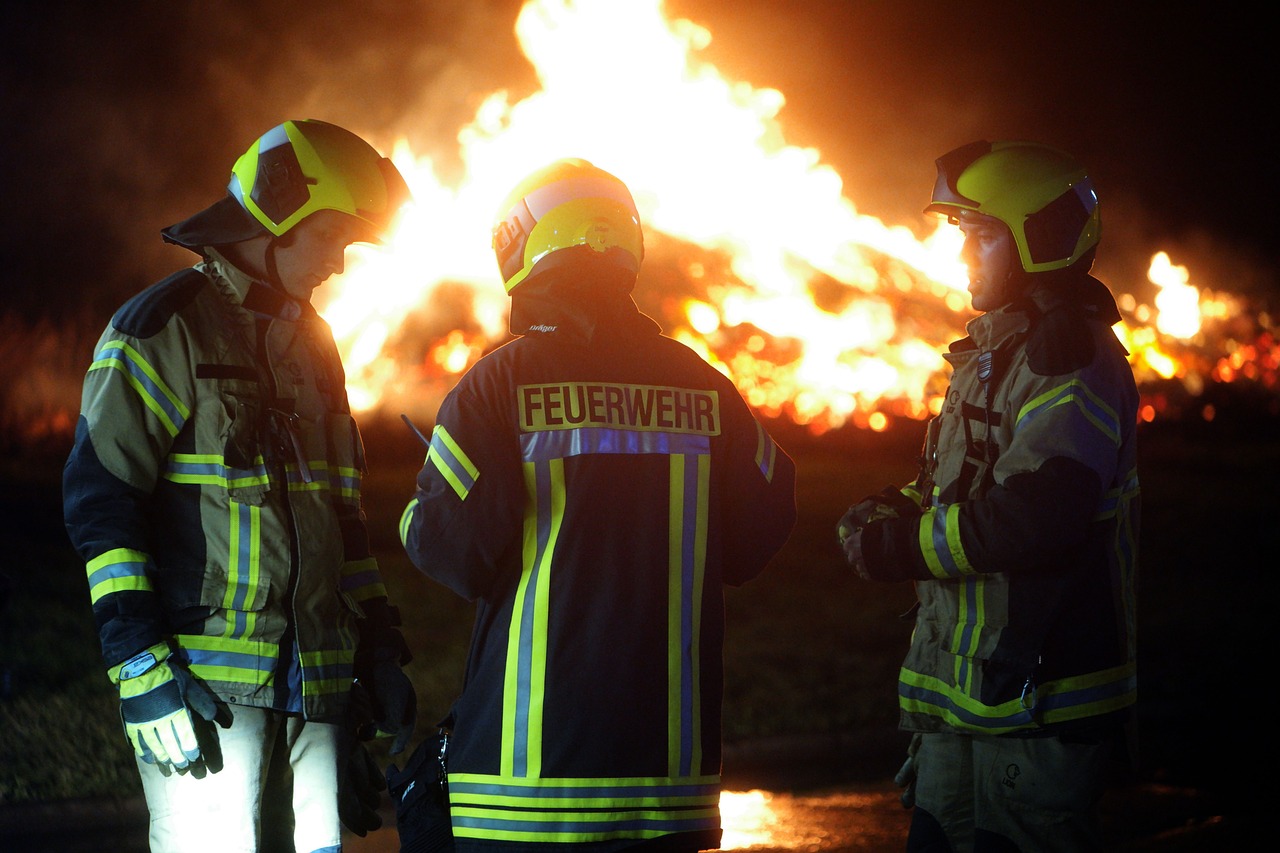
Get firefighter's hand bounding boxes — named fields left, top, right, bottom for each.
left=338, top=733, right=385, bottom=836
left=839, top=487, right=918, bottom=540
left=839, top=525, right=873, bottom=580
left=894, top=733, right=923, bottom=809
left=112, top=643, right=227, bottom=773
left=368, top=660, right=417, bottom=756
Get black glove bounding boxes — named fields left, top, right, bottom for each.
left=339, top=733, right=386, bottom=836
left=354, top=603, right=418, bottom=756
left=837, top=486, right=920, bottom=578
left=838, top=487, right=919, bottom=538
left=368, top=659, right=417, bottom=756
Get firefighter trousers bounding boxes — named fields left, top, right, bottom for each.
left=908, top=730, right=1113, bottom=852
left=136, top=706, right=342, bottom=853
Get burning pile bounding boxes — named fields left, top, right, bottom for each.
left=315, top=0, right=1277, bottom=434
left=2, top=0, right=1276, bottom=453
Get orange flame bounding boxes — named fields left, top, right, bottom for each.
left=311, top=0, right=1274, bottom=432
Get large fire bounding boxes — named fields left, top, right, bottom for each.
left=314, top=0, right=1275, bottom=435
left=1, top=0, right=1274, bottom=452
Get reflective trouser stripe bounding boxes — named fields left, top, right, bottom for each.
left=447, top=775, right=720, bottom=842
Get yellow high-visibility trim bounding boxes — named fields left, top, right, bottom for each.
left=899, top=662, right=1136, bottom=732
left=1016, top=378, right=1121, bottom=445
left=504, top=459, right=563, bottom=778
left=398, top=498, right=418, bottom=548
left=91, top=340, right=190, bottom=436
left=85, top=548, right=154, bottom=603
left=429, top=424, right=479, bottom=500
left=666, top=458, right=683, bottom=773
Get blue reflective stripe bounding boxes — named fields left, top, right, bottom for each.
left=676, top=454, right=702, bottom=776
left=520, top=428, right=709, bottom=461
left=898, top=679, right=1036, bottom=731
left=91, top=340, right=190, bottom=436
left=1016, top=378, right=1120, bottom=445
left=429, top=426, right=479, bottom=499
left=448, top=778, right=720, bottom=799
left=929, top=507, right=963, bottom=577
left=446, top=775, right=720, bottom=841
left=85, top=548, right=154, bottom=602
left=162, top=455, right=269, bottom=487
left=513, top=461, right=556, bottom=776
left=754, top=420, right=777, bottom=482
left=899, top=665, right=1137, bottom=733
left=301, top=659, right=354, bottom=683
left=341, top=568, right=382, bottom=595
left=183, top=646, right=274, bottom=677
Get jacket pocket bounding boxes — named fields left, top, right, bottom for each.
left=219, top=385, right=272, bottom=505
left=195, top=560, right=275, bottom=630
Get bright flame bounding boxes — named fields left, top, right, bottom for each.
left=1149, top=251, right=1201, bottom=338
left=720, top=790, right=779, bottom=848
left=310, top=0, right=1274, bottom=431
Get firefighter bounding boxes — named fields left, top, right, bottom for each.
left=398, top=158, right=797, bottom=852
left=837, top=140, right=1140, bottom=851
left=62, top=119, right=418, bottom=851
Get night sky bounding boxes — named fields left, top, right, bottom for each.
left=1, top=0, right=1273, bottom=323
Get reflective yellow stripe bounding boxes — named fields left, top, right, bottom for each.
left=447, top=773, right=720, bottom=842
left=398, top=497, right=418, bottom=548
left=1016, top=378, right=1121, bottom=445
left=91, top=340, right=190, bottom=437
left=950, top=576, right=986, bottom=692
left=505, top=458, right=563, bottom=778
left=430, top=424, right=479, bottom=500
left=667, top=453, right=709, bottom=777
left=753, top=419, right=777, bottom=482
left=917, top=505, right=972, bottom=579
left=899, top=662, right=1137, bottom=733
left=85, top=548, right=153, bottom=604
left=341, top=556, right=387, bottom=602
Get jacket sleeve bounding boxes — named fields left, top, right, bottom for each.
left=62, top=322, right=193, bottom=669
left=717, top=389, right=798, bottom=586
left=399, top=370, right=526, bottom=601
left=864, top=349, right=1128, bottom=582
left=335, top=414, right=410, bottom=664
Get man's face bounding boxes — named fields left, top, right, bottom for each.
left=957, top=212, right=1019, bottom=312
left=273, top=210, right=371, bottom=302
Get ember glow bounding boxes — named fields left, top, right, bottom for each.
left=308, top=0, right=1275, bottom=435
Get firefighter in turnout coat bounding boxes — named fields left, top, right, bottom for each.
left=399, top=158, right=797, bottom=852
left=838, top=141, right=1140, bottom=852
left=63, top=119, right=418, bottom=852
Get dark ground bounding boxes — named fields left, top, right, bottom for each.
left=1, top=395, right=1275, bottom=850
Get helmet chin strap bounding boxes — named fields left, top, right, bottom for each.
left=262, top=232, right=294, bottom=293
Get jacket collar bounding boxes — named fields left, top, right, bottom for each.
left=201, top=250, right=312, bottom=322
left=509, top=278, right=660, bottom=346
left=954, top=273, right=1121, bottom=354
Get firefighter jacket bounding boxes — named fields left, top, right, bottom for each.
left=400, top=285, right=797, bottom=852
left=63, top=251, right=394, bottom=723
left=861, top=274, right=1140, bottom=736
